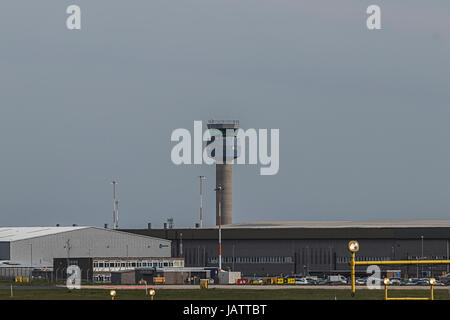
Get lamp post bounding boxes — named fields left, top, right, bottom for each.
left=421, top=236, right=424, bottom=277
left=111, top=181, right=119, bottom=230
left=447, top=240, right=449, bottom=274
left=215, top=186, right=223, bottom=272
left=348, top=240, right=360, bottom=297
left=199, top=176, right=206, bottom=228
left=429, top=278, right=436, bottom=300
left=383, top=278, right=390, bottom=300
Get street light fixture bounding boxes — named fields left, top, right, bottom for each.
left=348, top=241, right=359, bottom=253
left=149, top=289, right=156, bottom=301
left=110, top=290, right=116, bottom=300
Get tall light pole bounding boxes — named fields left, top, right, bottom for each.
left=215, top=185, right=223, bottom=272
left=421, top=236, right=424, bottom=258
left=112, top=181, right=119, bottom=229
left=421, top=235, right=424, bottom=277
left=447, top=240, right=449, bottom=274
left=199, top=176, right=206, bottom=228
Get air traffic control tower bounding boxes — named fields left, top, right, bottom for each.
left=206, top=120, right=240, bottom=226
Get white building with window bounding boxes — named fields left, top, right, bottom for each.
left=0, top=226, right=172, bottom=268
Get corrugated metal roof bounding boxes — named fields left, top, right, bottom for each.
left=123, top=220, right=450, bottom=240
left=0, top=227, right=89, bottom=241
left=217, top=220, right=450, bottom=229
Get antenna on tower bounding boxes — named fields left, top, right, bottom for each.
left=112, top=181, right=119, bottom=229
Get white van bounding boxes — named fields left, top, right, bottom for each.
left=327, top=275, right=347, bottom=284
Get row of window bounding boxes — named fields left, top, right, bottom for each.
left=208, top=256, right=293, bottom=264
left=94, top=275, right=111, bottom=282
left=93, top=260, right=183, bottom=269
left=408, top=256, right=446, bottom=260
left=337, top=256, right=392, bottom=264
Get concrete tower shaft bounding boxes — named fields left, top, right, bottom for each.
left=216, top=163, right=233, bottom=225
left=206, top=120, right=239, bottom=226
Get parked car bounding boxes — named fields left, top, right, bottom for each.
left=440, top=279, right=450, bottom=286
left=305, top=277, right=319, bottom=284
left=327, top=275, right=347, bottom=284
left=405, top=278, right=419, bottom=285
left=355, top=278, right=367, bottom=285
left=294, top=277, right=310, bottom=285
left=399, top=278, right=410, bottom=285
left=389, top=278, right=401, bottom=285
left=416, top=278, right=430, bottom=285
left=315, top=278, right=328, bottom=285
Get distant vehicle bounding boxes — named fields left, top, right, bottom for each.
left=389, top=278, right=401, bottom=285
left=315, top=278, right=327, bottom=285
left=305, top=277, right=319, bottom=284
left=355, top=278, right=367, bottom=285
left=295, top=277, right=310, bottom=285
left=416, top=278, right=430, bottom=285
left=404, top=278, right=419, bottom=285
left=245, top=277, right=263, bottom=284
left=440, top=279, right=450, bottom=286
left=327, top=275, right=347, bottom=284
left=399, top=278, right=410, bottom=285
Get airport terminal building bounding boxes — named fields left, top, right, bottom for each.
left=124, top=220, right=450, bottom=278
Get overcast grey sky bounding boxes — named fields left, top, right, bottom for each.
left=0, top=1, right=449, bottom=228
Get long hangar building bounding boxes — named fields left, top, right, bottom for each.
left=124, top=220, right=450, bottom=278
left=0, top=226, right=183, bottom=282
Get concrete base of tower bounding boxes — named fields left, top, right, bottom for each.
left=216, top=163, right=232, bottom=225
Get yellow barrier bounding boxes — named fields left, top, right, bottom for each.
left=153, top=277, right=165, bottom=284
left=277, top=278, right=284, bottom=284
left=348, top=240, right=447, bottom=299
left=383, top=277, right=435, bottom=300
left=200, top=279, right=208, bottom=289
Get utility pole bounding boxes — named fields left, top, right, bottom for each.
left=199, top=176, right=206, bottom=228
left=179, top=233, right=183, bottom=257
left=112, top=181, right=119, bottom=229
left=215, top=186, right=223, bottom=272
left=421, top=235, right=424, bottom=277
left=447, top=240, right=449, bottom=274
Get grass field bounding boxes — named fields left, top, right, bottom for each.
left=1, top=288, right=450, bottom=300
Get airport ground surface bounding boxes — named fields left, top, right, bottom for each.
left=1, top=284, right=450, bottom=300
